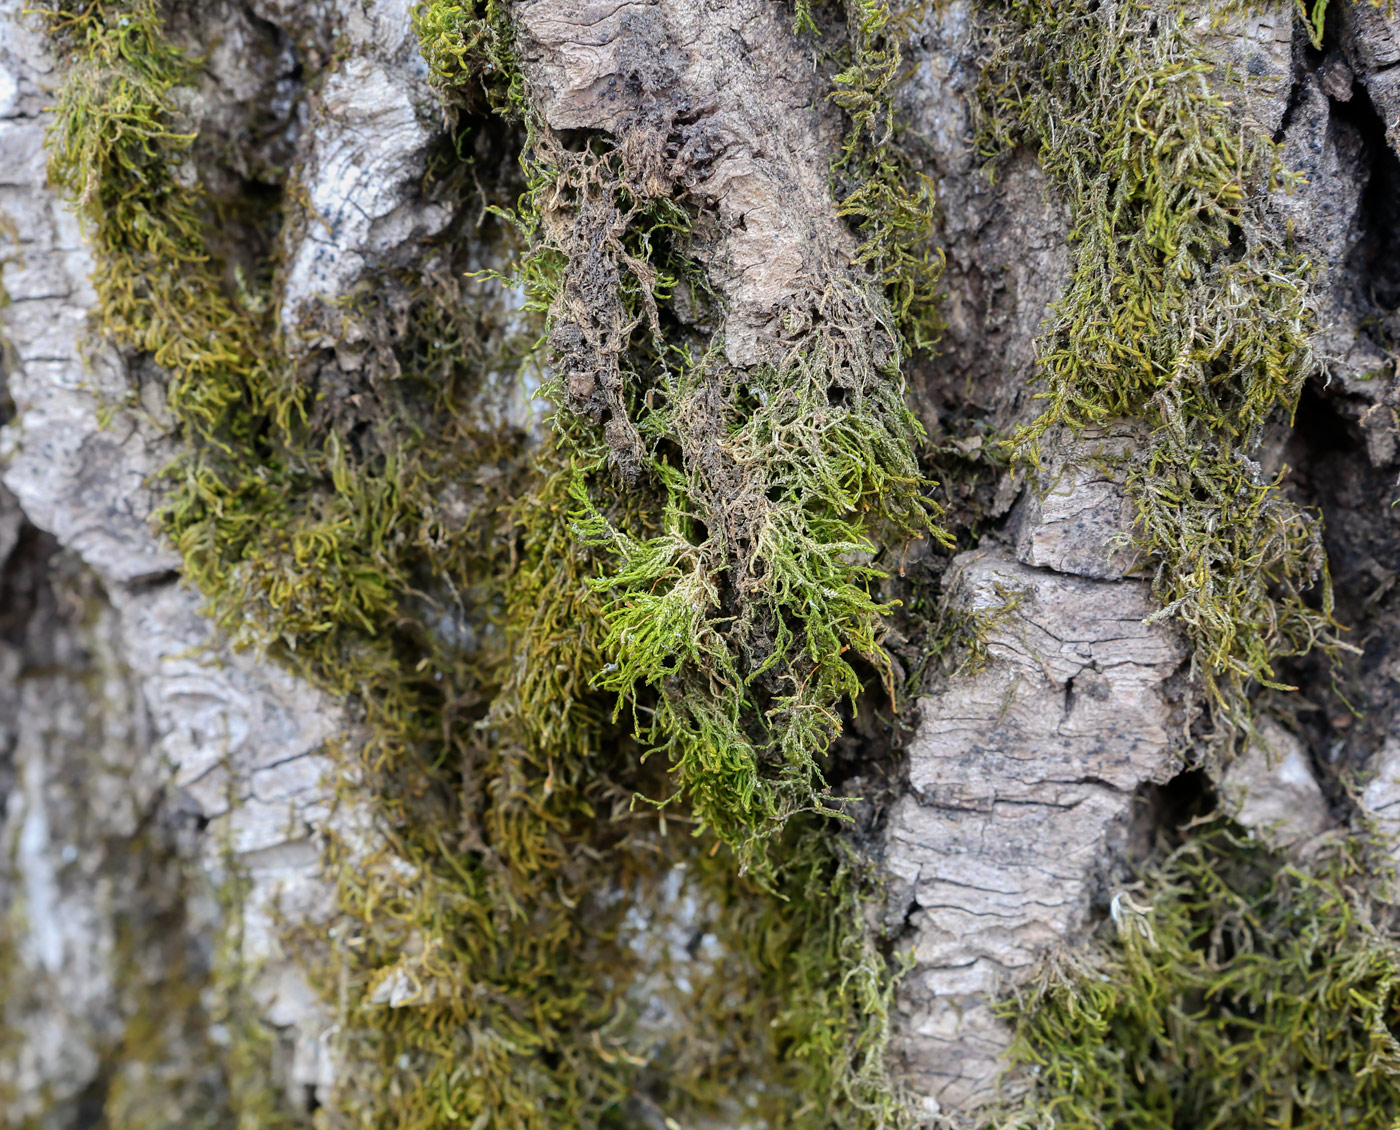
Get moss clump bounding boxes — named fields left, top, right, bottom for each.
left=1000, top=819, right=1400, bottom=1128
left=412, top=0, right=520, bottom=115
left=392, top=1, right=930, bottom=1122
left=829, top=0, right=945, bottom=352
left=684, top=824, right=912, bottom=1128
left=43, top=0, right=275, bottom=438
left=572, top=312, right=942, bottom=864
left=982, top=0, right=1347, bottom=740
left=977, top=10, right=1400, bottom=1117
left=44, top=0, right=520, bottom=673
left=502, top=0, right=950, bottom=870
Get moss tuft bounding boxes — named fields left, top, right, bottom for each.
left=39, top=0, right=945, bottom=1124
left=412, top=0, right=522, bottom=117
left=493, top=0, right=951, bottom=871
left=1000, top=819, right=1400, bottom=1128
left=830, top=0, right=945, bottom=352
left=982, top=0, right=1349, bottom=742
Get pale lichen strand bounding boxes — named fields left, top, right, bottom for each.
left=38, top=0, right=942, bottom=1126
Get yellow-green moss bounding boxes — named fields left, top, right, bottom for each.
left=977, top=5, right=1400, bottom=1123
left=830, top=0, right=945, bottom=352
left=983, top=0, right=1348, bottom=743
left=999, top=818, right=1400, bottom=1128
left=494, top=0, right=950, bottom=871
left=412, top=0, right=521, bottom=115
left=39, top=0, right=944, bottom=1125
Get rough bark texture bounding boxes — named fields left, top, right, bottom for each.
left=5, top=0, right=1400, bottom=1126
left=878, top=3, right=1400, bottom=1118
left=517, top=0, right=851, bottom=366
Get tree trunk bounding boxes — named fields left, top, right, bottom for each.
left=3, top=1, right=1400, bottom=1127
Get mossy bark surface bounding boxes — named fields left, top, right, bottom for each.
left=5, top=1, right=1400, bottom=1128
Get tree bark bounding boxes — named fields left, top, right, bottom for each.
left=4, top=0, right=1400, bottom=1126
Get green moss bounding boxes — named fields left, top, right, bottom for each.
left=1300, top=0, right=1330, bottom=46
left=829, top=0, right=945, bottom=352
left=694, top=825, right=912, bottom=1128
left=571, top=323, right=942, bottom=866
left=975, top=8, right=1400, bottom=1117
left=492, top=0, right=951, bottom=872
left=412, top=0, right=520, bottom=115
left=998, top=819, right=1400, bottom=1128
left=983, top=0, right=1349, bottom=742
left=0, top=904, right=24, bottom=1118
left=385, top=4, right=931, bottom=1123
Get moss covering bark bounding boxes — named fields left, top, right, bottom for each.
left=44, top=0, right=1396, bottom=1124
left=982, top=2, right=1400, bottom=1124
left=999, top=819, right=1400, bottom=1129
left=982, top=0, right=1349, bottom=745
left=36, top=0, right=946, bottom=1125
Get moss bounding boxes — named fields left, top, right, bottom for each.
left=497, top=0, right=951, bottom=872
left=974, top=7, right=1400, bottom=1118
left=829, top=0, right=945, bottom=352
left=998, top=818, right=1400, bottom=1128
left=981, top=0, right=1349, bottom=746
left=338, top=3, right=928, bottom=1123
left=1289, top=1, right=1392, bottom=48
left=205, top=859, right=310, bottom=1130
left=412, top=0, right=521, bottom=116
left=0, top=904, right=24, bottom=1118
left=35, top=2, right=1400, bottom=1128
left=690, top=824, right=913, bottom=1128
left=1300, top=0, right=1330, bottom=46
left=40, top=0, right=943, bottom=1125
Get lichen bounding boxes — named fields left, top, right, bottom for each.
left=0, top=549, right=296, bottom=1130
left=981, top=0, right=1349, bottom=745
